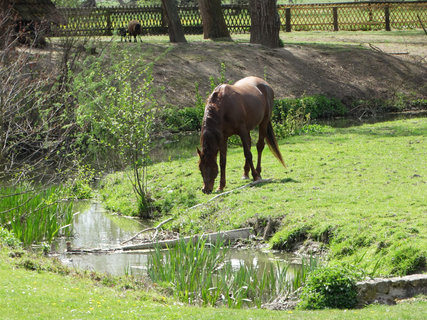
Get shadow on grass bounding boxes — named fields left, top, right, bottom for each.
left=253, top=177, right=300, bottom=188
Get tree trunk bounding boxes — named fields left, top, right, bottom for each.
left=82, top=0, right=96, bottom=7
left=197, top=0, right=231, bottom=40
left=249, top=0, right=281, bottom=48
left=161, top=0, right=187, bottom=43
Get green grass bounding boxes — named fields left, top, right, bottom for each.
left=0, top=231, right=425, bottom=318
left=100, top=118, right=427, bottom=277
left=1, top=251, right=427, bottom=319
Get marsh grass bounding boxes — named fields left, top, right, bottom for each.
left=0, top=186, right=73, bottom=246
left=147, top=237, right=319, bottom=308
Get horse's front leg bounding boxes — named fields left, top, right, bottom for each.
left=218, top=139, right=227, bottom=192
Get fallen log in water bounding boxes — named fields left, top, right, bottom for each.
left=119, top=228, right=253, bottom=251
left=65, top=228, right=253, bottom=254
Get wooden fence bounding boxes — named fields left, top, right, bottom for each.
left=50, top=1, right=427, bottom=37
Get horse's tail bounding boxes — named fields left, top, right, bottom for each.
left=266, top=121, right=286, bottom=168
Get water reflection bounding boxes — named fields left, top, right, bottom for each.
left=58, top=202, right=297, bottom=277
left=150, top=132, right=200, bottom=163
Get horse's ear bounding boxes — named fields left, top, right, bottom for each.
left=197, top=147, right=201, bottom=157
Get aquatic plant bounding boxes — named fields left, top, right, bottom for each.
left=147, top=237, right=318, bottom=308
left=0, top=186, right=73, bottom=246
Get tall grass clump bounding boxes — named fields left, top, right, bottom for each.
left=147, top=237, right=319, bottom=308
left=0, top=186, right=73, bottom=246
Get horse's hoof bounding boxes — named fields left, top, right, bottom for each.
left=254, top=176, right=262, bottom=181
left=242, top=175, right=250, bottom=180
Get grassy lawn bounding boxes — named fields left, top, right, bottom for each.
left=1, top=253, right=426, bottom=320
left=100, top=117, right=427, bottom=276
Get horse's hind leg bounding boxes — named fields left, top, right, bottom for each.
left=256, top=122, right=267, bottom=175
left=242, top=135, right=251, bottom=179
left=239, top=130, right=260, bottom=181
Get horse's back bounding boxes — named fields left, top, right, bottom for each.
left=232, top=77, right=274, bottom=127
left=234, top=76, right=268, bottom=89
left=233, top=76, right=273, bottom=106
left=128, top=20, right=141, bottom=35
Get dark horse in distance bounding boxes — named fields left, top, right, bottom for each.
left=197, top=76, right=286, bottom=194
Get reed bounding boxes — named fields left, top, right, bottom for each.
left=0, top=186, right=73, bottom=246
left=147, top=237, right=318, bottom=308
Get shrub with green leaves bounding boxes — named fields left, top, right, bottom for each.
left=298, top=266, right=357, bottom=310
left=73, top=42, right=157, bottom=218
left=273, top=95, right=348, bottom=121
left=0, top=226, right=21, bottom=248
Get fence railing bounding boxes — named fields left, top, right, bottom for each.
left=50, top=1, right=427, bottom=37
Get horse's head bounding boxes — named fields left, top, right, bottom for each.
left=197, top=147, right=218, bottom=194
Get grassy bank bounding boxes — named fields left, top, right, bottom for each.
left=1, top=248, right=426, bottom=320
left=100, top=118, right=427, bottom=277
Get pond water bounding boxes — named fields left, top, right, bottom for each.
left=55, top=202, right=300, bottom=277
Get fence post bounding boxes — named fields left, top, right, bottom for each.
left=285, top=8, right=291, bottom=32
left=384, top=6, right=391, bottom=31
left=333, top=7, right=338, bottom=31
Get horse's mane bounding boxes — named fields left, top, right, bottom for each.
left=200, top=87, right=223, bottom=157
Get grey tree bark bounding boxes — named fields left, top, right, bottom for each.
left=197, top=0, right=231, bottom=40
left=249, top=0, right=281, bottom=48
left=162, top=0, right=187, bottom=43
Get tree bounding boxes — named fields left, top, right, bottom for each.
left=249, top=0, right=281, bottom=48
left=0, top=8, right=82, bottom=184
left=161, top=0, right=187, bottom=43
left=73, top=44, right=158, bottom=218
left=81, top=0, right=96, bottom=7
left=197, top=0, right=231, bottom=40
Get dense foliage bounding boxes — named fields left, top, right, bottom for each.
left=298, top=266, right=358, bottom=310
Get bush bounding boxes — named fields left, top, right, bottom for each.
left=273, top=95, right=348, bottom=121
left=0, top=227, right=21, bottom=248
left=298, top=266, right=358, bottom=310
left=162, top=104, right=204, bottom=132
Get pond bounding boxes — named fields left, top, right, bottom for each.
left=55, top=202, right=301, bottom=277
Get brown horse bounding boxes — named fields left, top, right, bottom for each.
left=197, top=76, right=286, bottom=194
left=127, top=20, right=142, bottom=42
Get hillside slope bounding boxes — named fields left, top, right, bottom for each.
left=142, top=35, right=426, bottom=108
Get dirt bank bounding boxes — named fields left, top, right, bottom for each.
left=144, top=34, right=426, bottom=108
